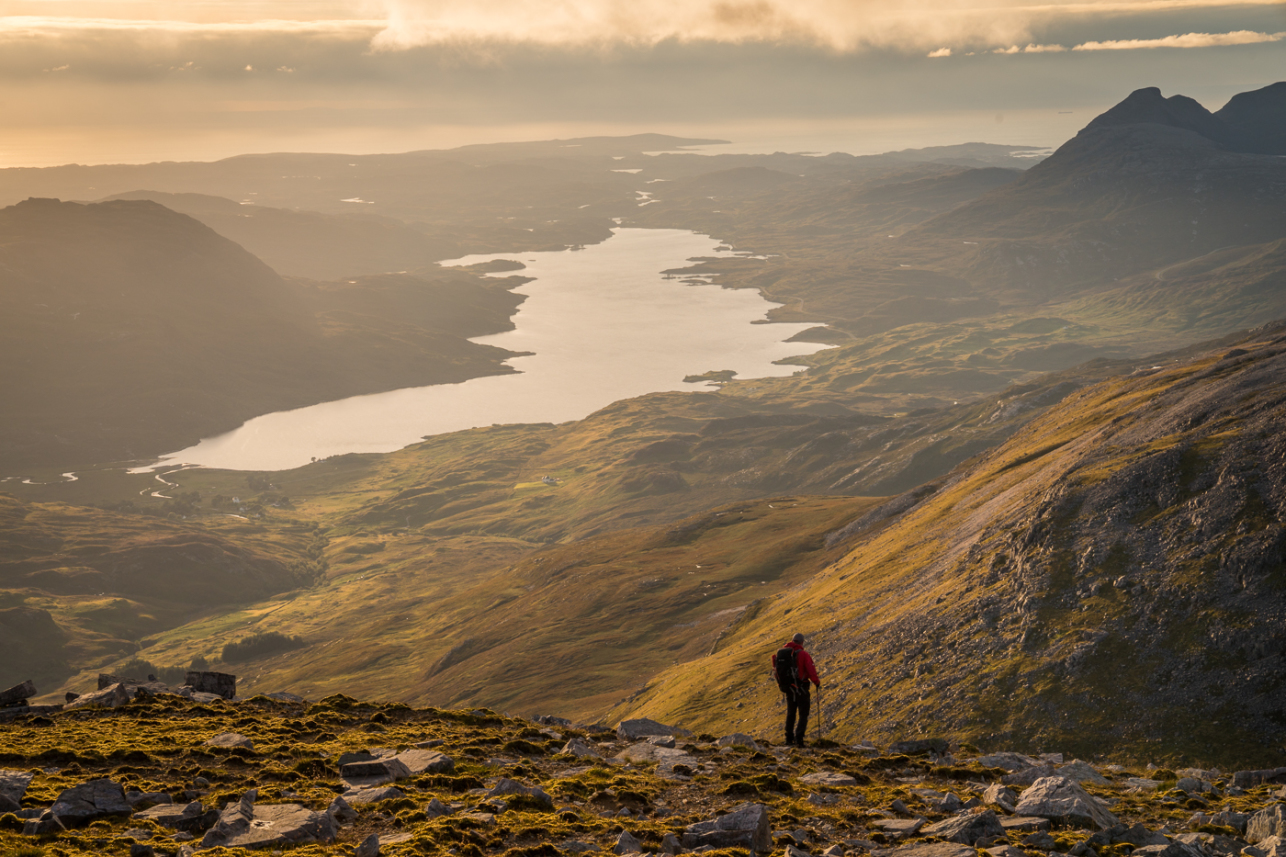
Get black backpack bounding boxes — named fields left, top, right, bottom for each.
left=774, top=646, right=801, bottom=693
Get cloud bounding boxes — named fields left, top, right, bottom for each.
left=927, top=47, right=951, bottom=57
left=1072, top=29, right=1286, bottom=50
left=0, top=16, right=383, bottom=37
left=368, top=0, right=1286, bottom=53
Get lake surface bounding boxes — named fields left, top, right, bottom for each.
left=143, top=228, right=829, bottom=472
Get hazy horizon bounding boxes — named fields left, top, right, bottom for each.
left=2, top=0, right=1282, bottom=168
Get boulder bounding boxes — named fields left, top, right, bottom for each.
left=1209, top=810, right=1249, bottom=834
left=922, top=810, right=1006, bottom=845
left=485, top=779, right=554, bottom=810
left=326, top=796, right=357, bottom=823
left=1173, top=832, right=1245, bottom=856
left=0, top=680, right=36, bottom=708
left=1256, top=836, right=1286, bottom=857
left=133, top=801, right=218, bottom=833
left=977, top=752, right=1042, bottom=772
left=0, top=769, right=34, bottom=807
left=983, top=784, right=1018, bottom=813
left=648, top=735, right=676, bottom=748
left=425, top=798, right=451, bottom=819
left=718, top=733, right=761, bottom=750
left=356, top=833, right=382, bottom=857
left=48, top=778, right=132, bottom=826
left=1012, top=776, right=1118, bottom=830
left=340, top=757, right=412, bottom=783
left=1249, top=806, right=1286, bottom=844
left=889, top=738, right=948, bottom=756
left=561, top=737, right=601, bottom=758
left=682, top=802, right=771, bottom=852
left=342, top=786, right=405, bottom=805
left=1058, top=760, right=1109, bottom=785
left=393, top=748, right=454, bottom=774
left=800, top=771, right=858, bottom=788
left=0, top=793, right=18, bottom=813
left=1113, top=823, right=1170, bottom=847
left=200, top=789, right=336, bottom=849
left=1234, top=769, right=1286, bottom=789
left=614, top=831, right=642, bottom=855
left=185, top=671, right=237, bottom=700
left=205, top=732, right=254, bottom=751
left=1127, top=778, right=1162, bottom=792
left=614, top=742, right=697, bottom=777
left=1175, top=777, right=1213, bottom=794
left=64, top=683, right=131, bottom=710
left=617, top=718, right=686, bottom=741
left=661, top=832, right=682, bottom=854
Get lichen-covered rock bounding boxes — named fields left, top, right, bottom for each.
left=718, top=733, right=760, bottom=750
left=614, top=831, right=642, bottom=855
left=343, top=786, right=405, bottom=805
left=1013, top=776, right=1118, bottom=830
left=133, top=801, right=217, bottom=833
left=682, top=802, right=771, bottom=852
left=339, top=757, right=412, bottom=783
left=1131, top=842, right=1206, bottom=857
left=983, top=784, right=1018, bottom=813
left=200, top=789, right=336, bottom=849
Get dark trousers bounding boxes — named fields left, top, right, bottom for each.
left=785, top=687, right=810, bottom=744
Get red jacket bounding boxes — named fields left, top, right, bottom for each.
left=772, top=640, right=820, bottom=687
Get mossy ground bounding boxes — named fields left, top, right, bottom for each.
left=5, top=695, right=1281, bottom=857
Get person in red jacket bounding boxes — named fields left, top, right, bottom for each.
left=772, top=633, right=820, bottom=746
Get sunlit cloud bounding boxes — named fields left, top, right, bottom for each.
left=369, top=0, right=1286, bottom=53
left=1072, top=29, right=1286, bottom=50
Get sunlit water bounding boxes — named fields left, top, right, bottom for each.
left=139, top=228, right=830, bottom=472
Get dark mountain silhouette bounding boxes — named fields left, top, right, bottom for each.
left=1084, top=82, right=1286, bottom=155
left=0, top=198, right=523, bottom=470
left=1215, top=81, right=1286, bottom=154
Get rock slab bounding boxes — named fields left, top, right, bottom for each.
left=186, top=671, right=237, bottom=700
left=617, top=718, right=686, bottom=741
left=922, top=810, right=1006, bottom=845
left=200, top=789, right=336, bottom=849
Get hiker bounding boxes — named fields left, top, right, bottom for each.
left=772, top=632, right=820, bottom=746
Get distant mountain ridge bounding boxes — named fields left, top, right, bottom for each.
left=1084, top=82, right=1286, bottom=155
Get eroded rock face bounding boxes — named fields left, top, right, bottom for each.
left=1249, top=805, right=1286, bottom=844
left=682, top=802, right=771, bottom=852
left=200, top=789, right=336, bottom=849
left=1012, top=776, right=1118, bottom=830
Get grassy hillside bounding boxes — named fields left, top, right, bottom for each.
left=616, top=323, right=1286, bottom=769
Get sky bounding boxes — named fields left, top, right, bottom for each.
left=0, top=0, right=1283, bottom=166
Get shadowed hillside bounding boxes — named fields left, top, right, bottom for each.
left=0, top=198, right=525, bottom=470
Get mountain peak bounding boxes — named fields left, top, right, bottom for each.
left=1081, top=85, right=1235, bottom=146
left=1081, top=82, right=1286, bottom=155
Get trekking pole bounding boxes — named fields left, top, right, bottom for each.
left=814, top=685, right=821, bottom=744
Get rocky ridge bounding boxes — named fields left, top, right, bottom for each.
left=2, top=694, right=1286, bottom=857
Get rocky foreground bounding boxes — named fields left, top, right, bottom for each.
left=1, top=692, right=1285, bottom=857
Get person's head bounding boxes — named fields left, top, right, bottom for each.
left=792, top=633, right=805, bottom=645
